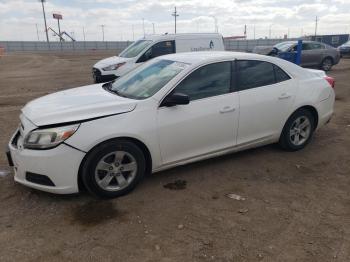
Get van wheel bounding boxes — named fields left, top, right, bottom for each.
left=279, top=109, right=315, bottom=151
left=81, top=140, right=146, bottom=198
left=320, top=57, right=333, bottom=71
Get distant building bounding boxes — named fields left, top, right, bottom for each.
left=310, top=34, right=350, bottom=47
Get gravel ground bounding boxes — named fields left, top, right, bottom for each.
left=0, top=51, right=349, bottom=262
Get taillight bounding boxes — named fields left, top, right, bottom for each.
left=324, top=76, right=335, bottom=88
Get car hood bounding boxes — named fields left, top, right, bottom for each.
left=22, top=84, right=137, bottom=127
left=94, top=56, right=132, bottom=68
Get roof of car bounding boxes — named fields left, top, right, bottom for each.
left=156, top=51, right=310, bottom=78
left=143, top=33, right=223, bottom=41
left=157, top=51, right=278, bottom=64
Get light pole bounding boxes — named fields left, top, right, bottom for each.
left=100, top=24, right=105, bottom=41
left=269, top=24, right=274, bottom=39
left=35, top=23, right=40, bottom=41
left=210, top=16, right=218, bottom=33
left=39, top=0, right=49, bottom=42
left=142, top=18, right=145, bottom=37
left=172, top=6, right=179, bottom=34
left=82, top=26, right=86, bottom=41
left=132, top=24, right=135, bottom=40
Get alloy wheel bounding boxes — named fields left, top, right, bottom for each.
left=289, top=116, right=311, bottom=146
left=94, top=151, right=138, bottom=191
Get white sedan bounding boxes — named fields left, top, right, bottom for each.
left=7, top=52, right=335, bottom=198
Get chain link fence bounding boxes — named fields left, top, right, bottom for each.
left=0, top=38, right=299, bottom=53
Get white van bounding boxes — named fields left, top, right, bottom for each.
left=92, top=33, right=225, bottom=83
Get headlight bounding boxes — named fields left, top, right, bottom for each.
left=24, top=124, right=80, bottom=149
left=102, top=62, right=126, bottom=71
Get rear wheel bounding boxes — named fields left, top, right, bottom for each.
left=320, top=57, right=333, bottom=71
left=81, top=140, right=146, bottom=198
left=279, top=109, right=315, bottom=151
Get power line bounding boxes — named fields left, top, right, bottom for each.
left=171, top=6, right=179, bottom=34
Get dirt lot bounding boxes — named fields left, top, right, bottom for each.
left=0, top=51, right=349, bottom=262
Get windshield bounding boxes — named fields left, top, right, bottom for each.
left=110, top=59, right=189, bottom=99
left=119, top=40, right=152, bottom=58
left=274, top=42, right=295, bottom=52
left=343, top=40, right=350, bottom=46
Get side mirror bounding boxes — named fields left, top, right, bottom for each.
left=160, top=92, right=190, bottom=107
left=269, top=48, right=278, bottom=56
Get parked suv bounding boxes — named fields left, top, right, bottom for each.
left=92, top=33, right=225, bottom=83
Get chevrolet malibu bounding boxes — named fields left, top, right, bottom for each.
left=7, top=52, right=335, bottom=198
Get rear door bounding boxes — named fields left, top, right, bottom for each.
left=301, top=43, right=324, bottom=67
left=235, top=60, right=297, bottom=145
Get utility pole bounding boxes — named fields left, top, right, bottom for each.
left=83, top=26, right=86, bottom=41
left=314, top=16, right=318, bottom=37
left=152, top=23, right=155, bottom=34
left=172, top=6, right=179, bottom=34
left=142, top=18, right=145, bottom=37
left=39, top=0, right=49, bottom=42
left=244, top=24, right=247, bottom=38
left=100, top=24, right=105, bottom=41
left=35, top=23, right=40, bottom=41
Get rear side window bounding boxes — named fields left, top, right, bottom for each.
left=174, top=62, right=231, bottom=101
left=236, top=60, right=275, bottom=90
left=274, top=65, right=291, bottom=83
left=311, top=43, right=324, bottom=49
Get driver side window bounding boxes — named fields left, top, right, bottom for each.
left=173, top=62, right=231, bottom=101
left=138, top=41, right=175, bottom=63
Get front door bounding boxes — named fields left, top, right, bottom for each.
left=157, top=61, right=239, bottom=165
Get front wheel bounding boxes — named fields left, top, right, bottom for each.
left=279, top=109, right=315, bottom=151
left=81, top=140, right=146, bottom=198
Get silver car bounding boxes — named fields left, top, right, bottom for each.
left=256, top=41, right=341, bottom=71
left=253, top=41, right=340, bottom=71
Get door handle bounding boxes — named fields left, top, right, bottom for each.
left=220, top=106, right=235, bottom=113
left=278, top=93, right=291, bottom=100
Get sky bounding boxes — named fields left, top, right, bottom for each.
left=0, top=0, right=349, bottom=41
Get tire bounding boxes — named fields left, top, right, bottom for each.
left=279, top=109, right=315, bottom=151
left=320, top=57, right=333, bottom=71
left=81, top=139, right=146, bottom=198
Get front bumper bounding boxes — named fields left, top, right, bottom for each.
left=92, top=67, right=118, bottom=83
left=7, top=130, right=85, bottom=194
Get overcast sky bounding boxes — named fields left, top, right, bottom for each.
left=0, top=0, right=349, bottom=41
